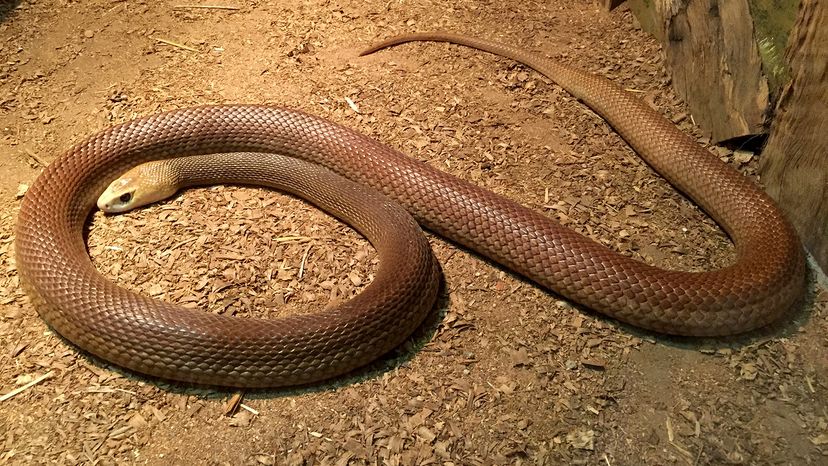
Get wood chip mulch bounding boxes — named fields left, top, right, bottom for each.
left=1, top=1, right=826, bottom=464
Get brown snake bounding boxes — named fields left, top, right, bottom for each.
left=15, top=33, right=806, bottom=387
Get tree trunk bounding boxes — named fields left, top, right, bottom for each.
left=759, top=0, right=827, bottom=273
left=627, top=0, right=770, bottom=142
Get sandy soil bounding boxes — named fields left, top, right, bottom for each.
left=1, top=0, right=826, bottom=464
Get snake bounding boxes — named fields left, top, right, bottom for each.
left=15, top=33, right=806, bottom=388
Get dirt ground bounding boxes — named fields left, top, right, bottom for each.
left=1, top=0, right=826, bottom=464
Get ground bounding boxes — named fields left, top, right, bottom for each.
left=1, top=1, right=826, bottom=465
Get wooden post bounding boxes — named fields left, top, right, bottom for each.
left=759, top=0, right=828, bottom=273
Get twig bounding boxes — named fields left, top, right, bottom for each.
left=0, top=371, right=54, bottom=402
left=23, top=148, right=49, bottom=168
left=153, top=38, right=199, bottom=52
left=173, top=4, right=240, bottom=10
left=240, top=403, right=259, bottom=415
left=299, top=244, right=312, bottom=280
left=274, top=235, right=313, bottom=243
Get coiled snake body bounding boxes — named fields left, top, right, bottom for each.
left=15, top=33, right=806, bottom=387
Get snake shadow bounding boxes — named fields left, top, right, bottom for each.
left=47, top=255, right=817, bottom=399
left=567, top=259, right=819, bottom=353
left=71, top=214, right=818, bottom=396
left=52, top=258, right=452, bottom=398
left=405, top=239, right=819, bottom=356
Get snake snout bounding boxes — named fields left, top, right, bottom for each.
left=97, top=177, right=137, bottom=213
left=97, top=188, right=136, bottom=213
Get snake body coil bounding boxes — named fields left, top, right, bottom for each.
left=15, top=33, right=806, bottom=387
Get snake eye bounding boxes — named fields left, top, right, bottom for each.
left=119, top=192, right=133, bottom=204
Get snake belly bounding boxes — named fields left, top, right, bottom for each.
left=15, top=33, right=806, bottom=388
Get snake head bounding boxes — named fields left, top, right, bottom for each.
left=97, top=161, right=178, bottom=214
